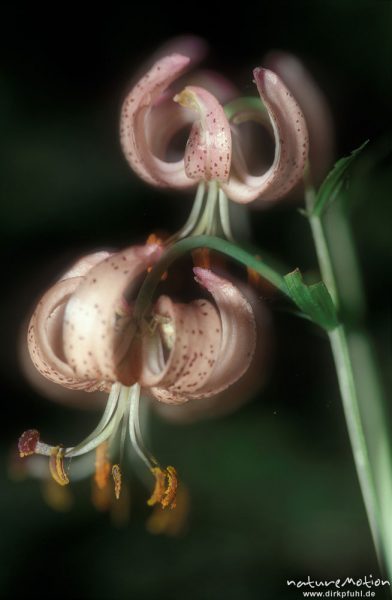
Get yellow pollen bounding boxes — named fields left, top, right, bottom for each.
left=112, top=464, right=122, bottom=500
left=163, top=466, right=178, bottom=509
left=147, top=466, right=178, bottom=510
left=49, top=446, right=69, bottom=486
left=173, top=88, right=199, bottom=112
left=146, top=232, right=163, bottom=246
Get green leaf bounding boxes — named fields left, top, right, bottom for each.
left=284, top=269, right=339, bottom=331
left=311, top=141, right=369, bottom=217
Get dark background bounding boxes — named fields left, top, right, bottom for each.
left=1, top=2, right=391, bottom=599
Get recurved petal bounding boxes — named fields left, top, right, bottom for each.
left=27, top=277, right=109, bottom=392
left=147, top=72, right=236, bottom=165
left=174, top=86, right=231, bottom=182
left=138, top=295, right=222, bottom=404
left=27, top=251, right=115, bottom=392
left=153, top=283, right=271, bottom=422
left=191, top=268, right=256, bottom=397
left=120, top=54, right=196, bottom=189
left=264, top=51, right=334, bottom=184
left=63, top=244, right=162, bottom=387
left=222, top=68, right=309, bottom=203
left=140, top=269, right=256, bottom=404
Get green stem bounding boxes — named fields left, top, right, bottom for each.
left=329, top=325, right=383, bottom=563
left=306, top=184, right=392, bottom=577
left=134, top=235, right=289, bottom=322
left=305, top=184, right=339, bottom=307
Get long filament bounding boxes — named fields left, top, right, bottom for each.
left=128, top=384, right=158, bottom=470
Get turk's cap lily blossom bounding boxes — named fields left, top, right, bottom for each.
left=26, top=246, right=257, bottom=404
left=120, top=51, right=309, bottom=203
left=20, top=243, right=258, bottom=507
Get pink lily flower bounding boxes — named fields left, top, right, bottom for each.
left=19, top=243, right=257, bottom=508
left=120, top=49, right=309, bottom=204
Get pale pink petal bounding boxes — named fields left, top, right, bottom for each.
left=63, top=244, right=162, bottom=386
left=148, top=71, right=237, bottom=164
left=191, top=268, right=256, bottom=397
left=222, top=68, right=309, bottom=203
left=264, top=51, right=334, bottom=184
left=174, top=86, right=231, bottom=182
left=139, top=296, right=222, bottom=404
left=152, top=285, right=270, bottom=422
left=20, top=322, right=107, bottom=407
left=27, top=251, right=115, bottom=392
left=120, top=54, right=197, bottom=189
left=140, top=270, right=256, bottom=405
left=127, top=37, right=212, bottom=165
left=27, top=277, right=109, bottom=392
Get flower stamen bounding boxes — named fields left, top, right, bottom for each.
left=147, top=467, right=166, bottom=507
left=49, top=446, right=69, bottom=486
left=147, top=466, right=178, bottom=510
left=112, top=464, right=122, bottom=500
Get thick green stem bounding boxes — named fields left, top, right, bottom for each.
left=306, top=185, right=392, bottom=577
left=329, top=325, right=383, bottom=563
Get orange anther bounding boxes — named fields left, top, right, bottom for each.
left=147, top=466, right=178, bottom=510
left=95, top=442, right=111, bottom=490
left=112, top=464, right=122, bottom=500
left=146, top=233, right=163, bottom=246
left=161, top=466, right=178, bottom=510
left=49, top=446, right=69, bottom=486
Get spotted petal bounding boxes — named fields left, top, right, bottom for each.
left=139, top=269, right=256, bottom=404
left=120, top=54, right=195, bottom=189
left=264, top=51, right=334, bottom=184
left=190, top=268, right=256, bottom=397
left=27, top=252, right=112, bottom=392
left=223, top=68, right=309, bottom=203
left=174, top=86, right=231, bottom=182
left=63, top=244, right=162, bottom=387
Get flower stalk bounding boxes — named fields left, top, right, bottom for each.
left=305, top=178, right=392, bottom=578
